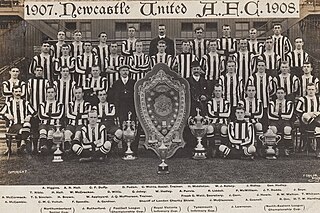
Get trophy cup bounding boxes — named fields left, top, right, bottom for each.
left=158, top=139, right=169, bottom=174
left=122, top=112, right=137, bottom=160
left=52, top=124, right=64, bottom=163
left=259, top=127, right=281, bottom=160
left=188, top=108, right=209, bottom=159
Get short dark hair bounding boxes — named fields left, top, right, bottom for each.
left=194, top=27, right=204, bottom=32
left=12, top=85, right=21, bottom=92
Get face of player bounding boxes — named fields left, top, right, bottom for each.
left=265, top=39, right=273, bottom=50
left=295, top=38, right=304, bottom=50
left=235, top=109, right=245, bottom=120
left=61, top=67, right=70, bottom=79
left=181, top=42, right=190, bottom=53
left=110, top=44, right=118, bottom=54
left=157, top=43, right=166, bottom=53
left=74, top=88, right=84, bottom=101
left=98, top=91, right=107, bottom=103
left=280, top=63, right=290, bottom=74
left=303, top=63, right=312, bottom=75
left=57, top=31, right=65, bottom=41
left=222, top=26, right=231, bottom=37
left=239, top=40, right=248, bottom=51
left=307, top=85, right=316, bottom=97
left=41, top=43, right=50, bottom=54
left=135, top=42, right=143, bottom=53
left=191, top=66, right=201, bottom=77
left=120, top=68, right=129, bottom=78
left=195, top=29, right=203, bottom=39
left=84, top=43, right=92, bottom=53
left=46, top=88, right=56, bottom=101
left=257, top=62, right=266, bottom=73
left=73, top=32, right=82, bottom=42
left=214, top=86, right=222, bottom=98
left=128, top=28, right=136, bottom=38
left=61, top=46, right=70, bottom=56
left=99, top=33, right=107, bottom=43
left=91, top=67, right=101, bottom=78
left=9, top=68, right=20, bottom=79
left=34, top=68, right=43, bottom=77
left=276, top=89, right=285, bottom=100
left=273, top=25, right=282, bottom=35
left=247, top=86, right=256, bottom=98
left=227, top=62, right=236, bottom=74
left=208, top=41, right=217, bottom=52
left=13, top=88, right=22, bottom=99
left=249, top=30, right=257, bottom=40
left=158, top=26, right=166, bottom=36
left=88, top=111, right=98, bottom=125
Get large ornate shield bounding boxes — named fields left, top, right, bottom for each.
left=134, top=63, right=190, bottom=158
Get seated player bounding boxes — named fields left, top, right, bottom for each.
left=206, top=84, right=230, bottom=158
left=72, top=109, right=111, bottom=162
left=296, top=83, right=320, bottom=158
left=94, top=89, right=123, bottom=154
left=0, top=85, right=35, bottom=154
left=65, top=86, right=90, bottom=151
left=219, top=105, right=256, bottom=159
left=241, top=85, right=263, bottom=155
left=268, top=87, right=294, bottom=157
left=38, top=86, right=64, bottom=153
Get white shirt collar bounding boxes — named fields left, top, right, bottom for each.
left=193, top=75, right=200, bottom=82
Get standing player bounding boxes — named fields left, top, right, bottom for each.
left=200, top=39, right=224, bottom=83
left=219, top=105, right=256, bottom=159
left=76, top=42, right=98, bottom=87
left=93, top=32, right=109, bottom=73
left=248, top=28, right=264, bottom=55
left=2, top=67, right=26, bottom=102
left=69, top=30, right=84, bottom=58
left=105, top=42, right=125, bottom=89
left=71, top=110, right=111, bottom=162
left=217, top=25, right=237, bottom=62
left=299, top=62, right=319, bottom=97
left=272, top=23, right=292, bottom=60
left=50, top=30, right=66, bottom=59
left=173, top=40, right=198, bottom=79
left=150, top=40, right=174, bottom=69
left=206, top=84, right=230, bottom=158
left=54, top=44, right=75, bottom=80
left=29, top=41, right=56, bottom=81
left=219, top=60, right=243, bottom=120
left=128, top=40, right=150, bottom=80
left=38, top=86, right=64, bottom=153
left=190, top=27, right=209, bottom=59
left=121, top=26, right=137, bottom=57
left=268, top=87, right=294, bottom=157
left=286, top=37, right=309, bottom=76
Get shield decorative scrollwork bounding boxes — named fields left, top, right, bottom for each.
left=134, top=63, right=190, bottom=158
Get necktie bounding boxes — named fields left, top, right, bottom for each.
left=297, top=52, right=301, bottom=67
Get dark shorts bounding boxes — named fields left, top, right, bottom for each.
left=8, top=124, right=23, bottom=134
left=269, top=120, right=292, bottom=133
left=102, top=119, right=120, bottom=135
left=39, top=124, right=55, bottom=131
left=65, top=125, right=83, bottom=133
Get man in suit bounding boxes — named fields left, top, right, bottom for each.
left=149, top=24, right=175, bottom=56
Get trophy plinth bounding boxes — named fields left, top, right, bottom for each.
left=188, top=108, right=208, bottom=160
left=122, top=112, right=137, bottom=160
left=259, top=127, right=281, bottom=160
left=158, top=140, right=169, bottom=174
left=52, top=124, right=64, bottom=163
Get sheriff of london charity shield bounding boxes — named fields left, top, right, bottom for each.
left=134, top=63, right=190, bottom=158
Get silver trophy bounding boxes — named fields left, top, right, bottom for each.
left=122, top=112, right=137, bottom=160
left=52, top=124, right=64, bottom=163
left=259, top=127, right=281, bottom=160
left=158, top=139, right=169, bottom=174
left=188, top=108, right=209, bottom=159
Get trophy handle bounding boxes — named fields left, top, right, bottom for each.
left=258, top=135, right=264, bottom=142
left=275, top=135, right=281, bottom=144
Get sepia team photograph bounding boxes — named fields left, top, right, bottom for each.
left=0, top=0, right=320, bottom=190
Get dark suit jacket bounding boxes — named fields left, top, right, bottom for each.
left=109, top=78, right=136, bottom=122
left=149, top=36, right=175, bottom=57
left=187, top=76, right=210, bottom=116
